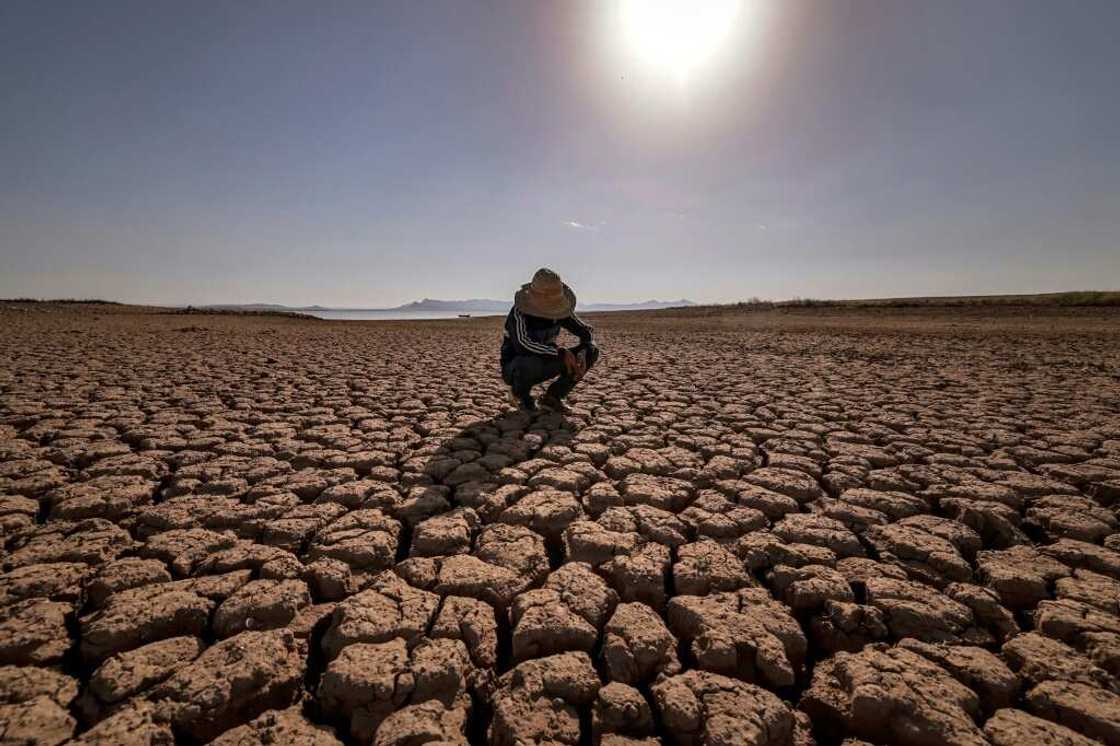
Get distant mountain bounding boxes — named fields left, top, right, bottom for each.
left=198, top=298, right=697, bottom=314
left=389, top=298, right=510, bottom=312
left=579, top=299, right=696, bottom=312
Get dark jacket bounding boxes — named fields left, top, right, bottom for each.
left=500, top=308, right=594, bottom=369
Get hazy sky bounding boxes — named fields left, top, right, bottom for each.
left=2, top=1, right=1118, bottom=306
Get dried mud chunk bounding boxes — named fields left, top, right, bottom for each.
left=1026, top=494, right=1118, bottom=543
left=498, top=489, right=585, bottom=540
left=139, top=527, right=239, bottom=577
left=679, top=490, right=767, bottom=541
left=602, top=542, right=671, bottom=608
left=429, top=595, right=499, bottom=669
left=593, top=682, right=654, bottom=741
left=0, top=599, right=71, bottom=665
left=563, top=520, right=642, bottom=566
left=88, top=635, right=204, bottom=706
left=743, top=467, right=824, bottom=504
left=489, top=651, right=601, bottom=746
left=601, top=602, right=681, bottom=685
left=0, top=494, right=38, bottom=524
left=81, top=587, right=212, bottom=663
left=836, top=488, right=929, bottom=521
left=1025, top=680, right=1120, bottom=745
left=583, top=481, right=624, bottom=516
left=85, top=557, right=172, bottom=608
left=0, top=665, right=78, bottom=708
left=652, top=670, right=795, bottom=746
left=769, top=563, right=854, bottom=612
left=1054, top=568, right=1120, bottom=614
left=0, top=696, right=76, bottom=746
left=1084, top=632, right=1120, bottom=677
left=529, top=466, right=591, bottom=493
left=511, top=590, right=598, bottom=662
left=1041, top=538, right=1120, bottom=580
left=373, top=699, right=469, bottom=746
left=545, top=561, right=619, bottom=626
left=474, top=523, right=550, bottom=586
left=213, top=578, right=312, bottom=637
left=69, top=701, right=174, bottom=744
left=809, top=600, right=889, bottom=653
left=940, top=497, right=1027, bottom=548
left=799, top=644, right=986, bottom=746
left=1035, top=598, right=1120, bottom=650
left=0, top=561, right=89, bottom=605
left=5, top=518, right=134, bottom=568
left=772, top=513, right=865, bottom=558
left=983, top=708, right=1099, bottom=746
left=399, top=554, right=529, bottom=609
left=316, top=479, right=397, bottom=509
left=897, top=639, right=1017, bottom=712
left=209, top=706, right=344, bottom=745
left=619, top=473, right=693, bottom=511
left=864, top=576, right=979, bottom=643
left=512, top=563, right=617, bottom=661
left=307, top=509, right=401, bottom=571
left=599, top=505, right=691, bottom=548
left=46, top=475, right=156, bottom=521
left=734, top=483, right=801, bottom=521
left=977, top=544, right=1070, bottom=609
left=897, top=514, right=982, bottom=557
left=736, top=532, right=837, bottom=571
left=811, top=496, right=887, bottom=533
left=321, top=572, right=440, bottom=659
left=81, top=453, right=169, bottom=481
left=180, top=569, right=253, bottom=601
left=1002, top=632, right=1118, bottom=692
left=318, top=638, right=471, bottom=744
left=667, top=587, right=806, bottom=688
left=259, top=503, right=348, bottom=552
left=864, top=522, right=971, bottom=588
left=306, top=558, right=359, bottom=602
left=410, top=508, right=479, bottom=557
left=191, top=542, right=299, bottom=578
left=674, top=540, right=753, bottom=596
left=943, top=582, right=1019, bottom=643
left=148, top=629, right=304, bottom=742
left=835, top=556, right=909, bottom=585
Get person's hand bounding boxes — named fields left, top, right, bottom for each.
left=560, top=348, right=579, bottom=378
left=564, top=349, right=587, bottom=381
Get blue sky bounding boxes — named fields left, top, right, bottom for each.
left=2, top=0, right=1118, bottom=305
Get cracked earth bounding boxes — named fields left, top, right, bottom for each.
left=1, top=302, right=1119, bottom=745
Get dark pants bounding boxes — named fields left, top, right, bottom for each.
left=502, top=346, right=600, bottom=401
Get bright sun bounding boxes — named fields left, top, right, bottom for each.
left=619, top=0, right=744, bottom=82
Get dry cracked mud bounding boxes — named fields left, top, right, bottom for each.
left=1, top=301, right=1120, bottom=745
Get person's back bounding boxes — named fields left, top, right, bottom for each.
left=500, top=268, right=600, bottom=413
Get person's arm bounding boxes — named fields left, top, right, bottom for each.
left=561, top=313, right=594, bottom=351
left=508, top=309, right=560, bottom=357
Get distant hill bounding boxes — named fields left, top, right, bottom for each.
left=199, top=298, right=698, bottom=313
left=391, top=298, right=510, bottom=312
left=580, top=299, right=696, bottom=312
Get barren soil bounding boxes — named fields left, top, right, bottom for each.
left=2, top=302, right=1119, bottom=745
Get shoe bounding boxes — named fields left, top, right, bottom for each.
left=512, top=390, right=537, bottom=412
left=538, top=394, right=571, bottom=414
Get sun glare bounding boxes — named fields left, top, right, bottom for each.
left=619, top=0, right=744, bottom=82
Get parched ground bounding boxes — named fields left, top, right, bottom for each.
left=1, top=302, right=1120, bottom=746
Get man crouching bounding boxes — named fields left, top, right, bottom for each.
left=501, top=268, right=600, bottom=413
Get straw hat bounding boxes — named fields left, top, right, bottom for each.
left=514, top=268, right=577, bottom=319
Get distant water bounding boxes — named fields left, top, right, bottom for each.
left=305, top=309, right=506, bottom=321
